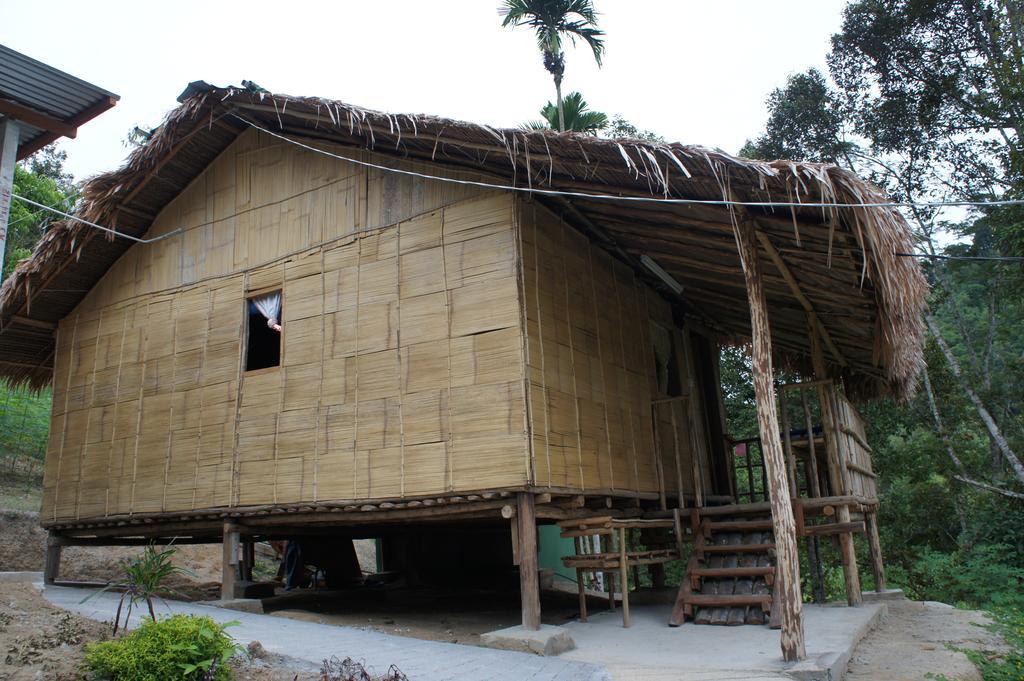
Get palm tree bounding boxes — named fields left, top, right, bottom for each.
left=500, top=0, right=605, bottom=133
left=524, top=91, right=608, bottom=134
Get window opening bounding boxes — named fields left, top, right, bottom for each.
left=650, top=322, right=682, bottom=397
left=246, top=291, right=282, bottom=371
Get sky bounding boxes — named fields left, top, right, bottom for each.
left=3, top=1, right=849, bottom=182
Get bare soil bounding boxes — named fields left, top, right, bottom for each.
left=0, top=581, right=315, bottom=680
left=846, top=598, right=1006, bottom=681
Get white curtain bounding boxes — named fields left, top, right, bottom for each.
left=650, top=322, right=673, bottom=394
left=252, top=292, right=282, bottom=330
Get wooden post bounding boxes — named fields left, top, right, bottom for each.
left=808, top=323, right=863, bottom=606
left=517, top=492, right=541, bottom=630
left=865, top=511, right=886, bottom=592
left=43, top=533, right=64, bottom=585
left=780, top=389, right=797, bottom=498
left=619, top=526, right=631, bottom=627
left=801, top=389, right=826, bottom=603
left=242, top=539, right=255, bottom=581
left=0, top=118, right=20, bottom=284
left=735, top=216, right=806, bottom=662
left=221, top=523, right=240, bottom=601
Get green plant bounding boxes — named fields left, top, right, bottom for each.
left=82, top=542, right=195, bottom=634
left=85, top=614, right=240, bottom=681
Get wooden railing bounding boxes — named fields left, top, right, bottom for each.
left=831, top=391, right=878, bottom=499
left=777, top=379, right=878, bottom=501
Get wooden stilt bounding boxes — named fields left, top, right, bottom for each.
left=241, top=539, right=255, bottom=581
left=735, top=216, right=806, bottom=662
left=43, top=534, right=64, bottom=585
left=619, top=526, right=631, bottom=627
left=865, top=511, right=886, bottom=592
left=574, top=536, right=587, bottom=621
left=517, top=492, right=541, bottom=630
left=221, top=523, right=240, bottom=601
left=809, top=323, right=862, bottom=606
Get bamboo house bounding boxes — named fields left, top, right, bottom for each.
left=0, top=82, right=926, bottom=660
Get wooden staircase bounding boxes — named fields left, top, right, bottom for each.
left=670, top=509, right=778, bottom=626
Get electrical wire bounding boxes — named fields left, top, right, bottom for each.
left=232, top=113, right=1024, bottom=211
left=9, top=194, right=183, bottom=244
left=8, top=115, right=1024, bottom=266
left=897, top=252, right=1024, bottom=262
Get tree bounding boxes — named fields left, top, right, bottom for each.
left=604, top=115, right=664, bottom=143
left=523, top=91, right=608, bottom=134
left=6, top=145, right=77, bottom=278
left=740, top=69, right=853, bottom=164
left=500, top=0, right=605, bottom=133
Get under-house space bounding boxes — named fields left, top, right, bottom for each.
left=0, top=82, right=927, bottom=663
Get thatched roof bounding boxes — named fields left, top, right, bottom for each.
left=0, top=81, right=927, bottom=398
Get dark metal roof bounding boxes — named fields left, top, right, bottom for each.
left=0, top=44, right=119, bottom=159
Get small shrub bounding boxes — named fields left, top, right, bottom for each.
left=84, top=614, right=240, bottom=681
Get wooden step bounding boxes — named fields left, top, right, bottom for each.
left=701, top=543, right=775, bottom=554
left=683, top=593, right=772, bottom=609
left=705, top=519, right=773, bottom=533
left=690, top=566, right=775, bottom=579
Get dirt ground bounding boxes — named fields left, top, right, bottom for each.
left=845, top=597, right=1006, bottom=681
left=264, top=585, right=586, bottom=646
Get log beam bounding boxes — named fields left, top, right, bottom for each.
left=517, top=492, right=541, bottom=630
left=735, top=214, right=806, bottom=661
left=755, top=230, right=846, bottom=367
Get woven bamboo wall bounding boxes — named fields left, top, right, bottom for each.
left=518, top=201, right=711, bottom=498
left=41, top=129, right=529, bottom=522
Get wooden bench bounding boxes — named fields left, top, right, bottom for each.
left=559, top=517, right=681, bottom=627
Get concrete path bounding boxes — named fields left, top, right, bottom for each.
left=41, top=584, right=611, bottom=681
left=560, top=601, right=886, bottom=681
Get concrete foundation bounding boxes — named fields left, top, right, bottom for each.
left=481, top=624, right=576, bottom=656
left=559, top=601, right=887, bottom=681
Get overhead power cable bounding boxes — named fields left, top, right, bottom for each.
left=232, top=113, right=1024, bottom=211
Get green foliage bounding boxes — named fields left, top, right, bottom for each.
left=84, top=614, right=239, bottom=681
left=0, top=380, right=51, bottom=467
left=7, top=146, right=77, bottom=277
left=524, top=91, right=608, bottom=134
left=499, top=0, right=605, bottom=68
left=604, top=116, right=664, bottom=143
left=740, top=69, right=853, bottom=163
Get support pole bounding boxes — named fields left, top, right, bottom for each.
left=808, top=322, right=863, bottom=606
left=735, top=216, right=806, bottom=661
left=517, top=492, right=541, bottom=630
left=865, top=511, right=886, bottom=592
left=0, top=118, right=20, bottom=284
left=43, top=533, right=64, bottom=585
left=801, top=389, right=826, bottom=603
left=221, top=523, right=240, bottom=601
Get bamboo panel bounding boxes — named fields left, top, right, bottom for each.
left=520, top=201, right=690, bottom=497
left=42, top=152, right=530, bottom=520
